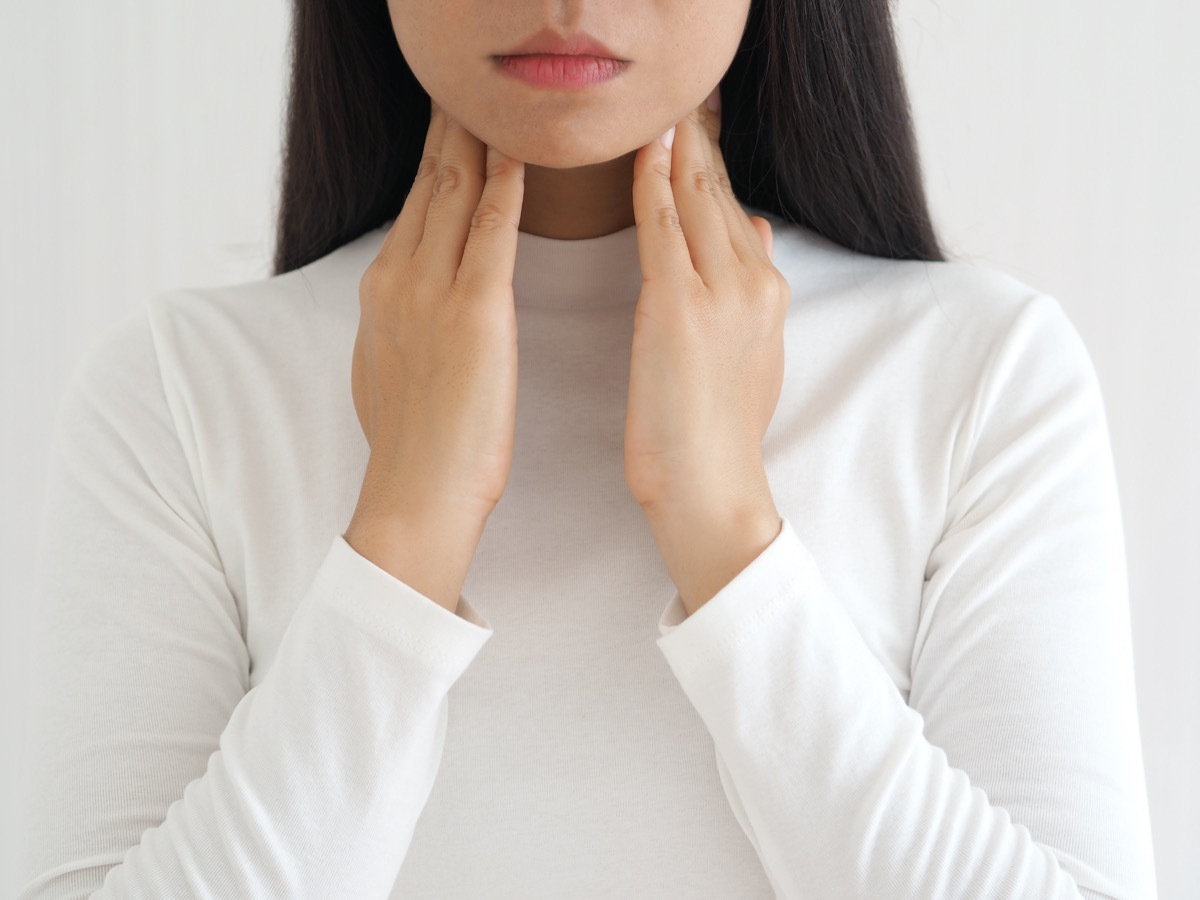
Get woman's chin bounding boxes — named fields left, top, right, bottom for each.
left=494, top=141, right=638, bottom=171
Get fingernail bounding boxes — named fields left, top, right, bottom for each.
left=659, top=125, right=675, bottom=151
left=706, top=87, right=721, bottom=113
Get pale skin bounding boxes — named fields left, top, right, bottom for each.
left=385, top=0, right=752, bottom=239
left=348, top=3, right=789, bottom=617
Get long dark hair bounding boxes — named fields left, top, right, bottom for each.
left=272, top=0, right=944, bottom=277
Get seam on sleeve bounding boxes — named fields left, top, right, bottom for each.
left=938, top=292, right=1047, bottom=537
left=140, top=294, right=242, bottom=637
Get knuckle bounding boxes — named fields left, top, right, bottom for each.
left=745, top=267, right=779, bottom=301
left=359, top=261, right=385, bottom=302
left=649, top=160, right=672, bottom=182
left=432, top=163, right=464, bottom=198
left=469, top=201, right=514, bottom=237
left=775, top=270, right=792, bottom=303
left=414, top=153, right=439, bottom=185
left=654, top=205, right=682, bottom=232
left=362, top=255, right=424, bottom=311
left=688, top=168, right=717, bottom=196
left=756, top=268, right=780, bottom=298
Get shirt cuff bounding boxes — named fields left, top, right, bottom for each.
left=311, top=533, right=494, bottom=680
left=655, top=516, right=810, bottom=678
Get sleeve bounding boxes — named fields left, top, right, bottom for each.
left=13, top=310, right=494, bottom=899
left=652, top=294, right=1158, bottom=899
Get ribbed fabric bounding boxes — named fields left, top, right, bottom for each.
left=15, top=204, right=1157, bottom=898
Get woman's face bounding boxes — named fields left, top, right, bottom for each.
left=386, top=1, right=753, bottom=169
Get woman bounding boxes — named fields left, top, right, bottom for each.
left=16, top=0, right=1157, bottom=897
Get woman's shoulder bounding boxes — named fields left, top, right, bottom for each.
left=148, top=235, right=375, bottom=347
left=132, top=224, right=385, bottom=354
left=748, top=203, right=1087, bottom=370
left=57, top=229, right=384, bottom=463
left=119, top=230, right=388, bottom=395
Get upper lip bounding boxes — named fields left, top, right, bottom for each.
left=498, top=28, right=625, bottom=60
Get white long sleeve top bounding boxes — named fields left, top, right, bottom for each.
left=15, top=203, right=1157, bottom=899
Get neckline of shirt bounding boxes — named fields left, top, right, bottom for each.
left=366, top=200, right=777, bottom=312
left=511, top=222, right=642, bottom=310
left=367, top=219, right=644, bottom=311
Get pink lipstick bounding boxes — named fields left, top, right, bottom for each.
left=493, top=27, right=630, bottom=89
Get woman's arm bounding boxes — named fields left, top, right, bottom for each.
left=14, top=311, right=493, bottom=898
left=654, top=294, right=1157, bottom=899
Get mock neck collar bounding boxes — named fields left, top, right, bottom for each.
left=511, top=222, right=642, bottom=310
left=362, top=200, right=773, bottom=312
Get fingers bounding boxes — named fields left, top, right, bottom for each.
left=379, top=97, right=448, bottom=265
left=632, top=126, right=702, bottom=293
left=694, top=90, right=771, bottom=268
left=457, top=146, right=525, bottom=293
left=370, top=95, right=523, bottom=307
left=749, top=215, right=774, bottom=263
left=634, top=86, right=772, bottom=290
left=415, top=105, right=488, bottom=284
left=668, top=95, right=732, bottom=287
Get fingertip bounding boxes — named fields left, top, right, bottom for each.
left=659, top=125, right=676, bottom=152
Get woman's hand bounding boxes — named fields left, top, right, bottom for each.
left=624, top=87, right=790, bottom=520
left=623, top=87, right=788, bottom=614
left=348, top=99, right=525, bottom=558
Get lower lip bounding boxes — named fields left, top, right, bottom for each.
left=493, top=54, right=629, bottom=88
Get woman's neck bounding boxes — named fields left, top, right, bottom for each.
left=517, top=151, right=637, bottom=240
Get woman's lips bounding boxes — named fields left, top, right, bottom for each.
left=493, top=54, right=630, bottom=89
left=499, top=27, right=624, bottom=60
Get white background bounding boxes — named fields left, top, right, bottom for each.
left=2, top=2, right=1196, bottom=896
